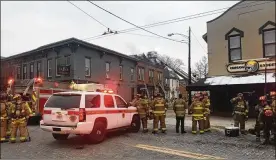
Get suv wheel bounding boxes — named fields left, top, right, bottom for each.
left=88, top=121, right=106, bottom=144
left=130, top=115, right=141, bottom=133
left=52, top=133, right=69, bottom=140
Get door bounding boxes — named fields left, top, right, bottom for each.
left=103, top=95, right=118, bottom=129
left=115, top=95, right=130, bottom=127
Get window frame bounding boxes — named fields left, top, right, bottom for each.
left=119, top=65, right=123, bottom=80
left=149, top=69, right=154, bottom=83
left=37, top=61, right=41, bottom=77
left=17, top=66, right=21, bottom=80
left=130, top=68, right=134, bottom=81
left=55, top=57, right=61, bottom=77
left=262, top=28, right=276, bottom=58
left=228, top=34, right=242, bottom=62
left=138, top=67, right=145, bottom=81
left=106, top=62, right=110, bottom=79
left=85, top=57, right=91, bottom=77
left=30, top=63, right=34, bottom=79
left=47, top=59, right=52, bottom=78
left=23, top=64, right=27, bottom=79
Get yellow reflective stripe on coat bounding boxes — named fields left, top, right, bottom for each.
left=32, top=91, right=37, bottom=102
left=193, top=107, right=203, bottom=110
left=175, top=104, right=184, bottom=107
left=234, top=111, right=245, bottom=115
left=192, top=114, right=204, bottom=117
left=153, top=111, right=165, bottom=114
left=155, top=104, right=164, bottom=107
left=25, top=102, right=33, bottom=114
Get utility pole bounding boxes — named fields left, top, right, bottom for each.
left=188, top=26, right=192, bottom=106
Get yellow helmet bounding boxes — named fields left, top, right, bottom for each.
left=13, top=94, right=22, bottom=100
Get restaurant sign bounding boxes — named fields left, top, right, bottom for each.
left=227, top=60, right=276, bottom=73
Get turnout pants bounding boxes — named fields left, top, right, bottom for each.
left=192, top=116, right=204, bottom=134
left=263, top=120, right=273, bottom=142
left=1, top=118, right=8, bottom=142
left=176, top=116, right=185, bottom=133
left=6, top=119, right=11, bottom=136
left=153, top=114, right=166, bottom=132
left=204, top=114, right=210, bottom=131
left=10, top=118, right=28, bottom=142
left=234, top=114, right=245, bottom=133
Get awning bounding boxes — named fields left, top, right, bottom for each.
left=205, top=73, right=275, bottom=85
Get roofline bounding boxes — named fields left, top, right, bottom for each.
left=202, top=33, right=207, bottom=42
left=3, top=37, right=138, bottom=62
left=207, top=1, right=244, bottom=24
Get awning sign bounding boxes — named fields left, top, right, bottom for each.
left=227, top=60, right=276, bottom=73
left=57, top=65, right=70, bottom=75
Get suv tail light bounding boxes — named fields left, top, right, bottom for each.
left=79, top=108, right=86, bottom=122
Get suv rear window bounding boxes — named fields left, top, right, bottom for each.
left=45, top=94, right=81, bottom=109
left=85, top=95, right=101, bottom=108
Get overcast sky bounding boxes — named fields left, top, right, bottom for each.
left=1, top=1, right=238, bottom=69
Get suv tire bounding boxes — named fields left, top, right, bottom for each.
left=88, top=121, right=106, bottom=144
left=130, top=115, right=141, bottom=133
left=52, top=133, right=69, bottom=140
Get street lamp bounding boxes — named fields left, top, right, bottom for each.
left=168, top=27, right=192, bottom=105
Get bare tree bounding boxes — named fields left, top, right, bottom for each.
left=192, top=56, right=208, bottom=79
left=157, top=54, right=185, bottom=70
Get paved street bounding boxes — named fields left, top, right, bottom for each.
left=1, top=113, right=275, bottom=160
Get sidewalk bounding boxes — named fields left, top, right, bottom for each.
left=164, top=110, right=255, bottom=130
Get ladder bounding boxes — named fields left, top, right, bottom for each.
left=158, top=81, right=167, bottom=99
left=143, top=81, right=150, bottom=99
left=23, top=78, right=35, bottom=96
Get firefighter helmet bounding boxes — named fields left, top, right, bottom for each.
left=13, top=94, right=22, bottom=100
left=270, top=91, right=276, bottom=96
left=259, top=96, right=266, bottom=101
left=237, top=93, right=243, bottom=97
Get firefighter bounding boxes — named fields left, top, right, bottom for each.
left=189, top=93, right=205, bottom=134
left=9, top=94, right=32, bottom=143
left=173, top=94, right=187, bottom=134
left=1, top=93, right=9, bottom=143
left=271, top=91, right=276, bottom=112
left=254, top=99, right=264, bottom=142
left=257, top=96, right=275, bottom=145
left=230, top=93, right=249, bottom=134
left=151, top=93, right=168, bottom=134
left=130, top=94, right=140, bottom=106
left=134, top=94, right=149, bottom=133
left=202, top=91, right=211, bottom=132
left=5, top=94, right=13, bottom=137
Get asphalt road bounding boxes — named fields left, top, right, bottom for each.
left=1, top=122, right=276, bottom=160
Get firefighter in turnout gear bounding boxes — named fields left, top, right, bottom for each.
left=173, top=94, right=187, bottom=134
left=189, top=93, right=205, bottom=134
left=230, top=93, right=249, bottom=134
left=151, top=93, right=168, bottom=134
left=202, top=92, right=211, bottom=132
left=130, top=94, right=140, bottom=106
left=257, top=96, right=275, bottom=145
left=1, top=93, right=9, bottom=143
left=271, top=91, right=276, bottom=112
left=5, top=94, right=13, bottom=137
left=134, top=94, right=149, bottom=133
left=9, top=94, right=32, bottom=143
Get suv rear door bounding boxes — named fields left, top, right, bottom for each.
left=43, top=93, right=81, bottom=127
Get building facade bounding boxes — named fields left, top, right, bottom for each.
left=164, top=67, right=180, bottom=99
left=188, top=1, right=276, bottom=116
left=1, top=38, right=138, bottom=102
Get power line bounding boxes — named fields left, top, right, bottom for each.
left=191, top=29, right=207, bottom=53
left=86, top=1, right=184, bottom=44
left=67, top=1, right=109, bottom=29
left=82, top=1, right=271, bottom=41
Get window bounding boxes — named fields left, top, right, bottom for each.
left=104, top=95, right=114, bottom=108
left=165, top=78, right=168, bottom=85
left=106, top=62, right=110, bottom=79
left=17, top=66, right=21, bottom=79
left=130, top=68, right=134, bottom=81
left=47, top=59, right=52, bottom=78
left=56, top=58, right=61, bottom=77
left=119, top=65, right=123, bottom=80
left=138, top=67, right=145, bottom=81
left=30, top=63, right=34, bottom=79
left=115, top=96, right=127, bottom=108
left=85, top=95, right=101, bottom=108
left=37, top=61, right=41, bottom=77
left=85, top=58, right=91, bottom=77
left=149, top=70, right=154, bottom=82
left=65, top=56, right=71, bottom=65
left=45, top=94, right=81, bottom=109
left=158, top=72, right=163, bottom=82
left=263, top=29, right=276, bottom=57
left=23, top=64, right=27, bottom=79
left=228, top=35, right=242, bottom=61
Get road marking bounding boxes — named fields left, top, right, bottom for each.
left=135, top=144, right=224, bottom=159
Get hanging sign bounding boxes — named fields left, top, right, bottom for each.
left=57, top=65, right=70, bottom=75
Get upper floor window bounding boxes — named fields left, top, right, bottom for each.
left=23, top=64, right=27, bottom=79
left=30, top=63, right=34, bottom=79
left=259, top=21, right=276, bottom=57
left=165, top=78, right=168, bottom=85
left=47, top=59, right=52, bottom=78
left=56, top=58, right=61, bottom=77
left=130, top=68, right=134, bottom=81
left=263, top=29, right=275, bottom=57
left=225, top=27, right=244, bottom=62
left=65, top=56, right=71, bottom=65
left=106, top=62, right=110, bottom=79
left=37, top=61, right=41, bottom=77
left=17, top=66, right=21, bottom=80
left=119, top=65, right=123, bottom=80
left=85, top=57, right=91, bottom=77
left=149, top=69, right=154, bottom=82
left=157, top=72, right=163, bottom=82
left=138, top=67, right=145, bottom=81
